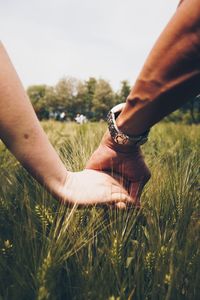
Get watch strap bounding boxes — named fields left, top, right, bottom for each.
left=107, top=103, right=149, bottom=146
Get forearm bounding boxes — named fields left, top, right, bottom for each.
left=178, top=0, right=185, bottom=7
left=0, top=42, right=67, bottom=195
left=116, top=0, right=200, bottom=135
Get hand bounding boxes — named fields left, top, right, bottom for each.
left=85, top=130, right=151, bottom=208
left=58, top=169, right=133, bottom=208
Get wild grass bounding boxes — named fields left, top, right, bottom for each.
left=0, top=121, right=199, bottom=300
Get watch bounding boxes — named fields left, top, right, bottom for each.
left=107, top=103, right=149, bottom=146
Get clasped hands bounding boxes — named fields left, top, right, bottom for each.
left=61, top=130, right=151, bottom=209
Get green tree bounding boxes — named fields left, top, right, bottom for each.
left=53, top=77, right=84, bottom=119
left=72, top=81, right=88, bottom=116
left=54, top=77, right=74, bottom=114
left=27, top=85, right=49, bottom=119
left=181, top=95, right=200, bottom=123
left=116, top=80, right=131, bottom=104
left=92, top=79, right=115, bottom=120
left=44, top=86, right=57, bottom=113
left=83, top=77, right=97, bottom=118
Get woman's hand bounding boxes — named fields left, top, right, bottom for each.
left=85, top=130, right=151, bottom=208
left=58, top=169, right=133, bottom=208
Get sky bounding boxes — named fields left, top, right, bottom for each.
left=1, top=0, right=179, bottom=91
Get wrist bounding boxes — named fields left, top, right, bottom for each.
left=107, top=102, right=150, bottom=147
left=115, top=96, right=150, bottom=136
left=44, top=171, right=69, bottom=201
left=101, top=130, right=140, bottom=154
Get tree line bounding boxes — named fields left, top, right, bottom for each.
left=27, top=77, right=200, bottom=123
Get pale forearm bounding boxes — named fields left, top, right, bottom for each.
left=117, top=0, right=200, bottom=135
left=0, top=42, right=67, bottom=195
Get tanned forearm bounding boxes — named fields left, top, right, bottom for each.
left=0, top=42, right=67, bottom=196
left=116, top=0, right=200, bottom=136
left=177, top=0, right=185, bottom=8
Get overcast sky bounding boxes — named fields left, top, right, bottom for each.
left=1, top=0, right=179, bottom=91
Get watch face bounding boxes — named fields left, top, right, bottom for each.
left=108, top=107, right=149, bottom=146
left=115, top=133, right=129, bottom=144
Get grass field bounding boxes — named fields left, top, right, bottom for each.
left=0, top=121, right=199, bottom=300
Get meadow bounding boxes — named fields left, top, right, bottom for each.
left=0, top=121, right=199, bottom=300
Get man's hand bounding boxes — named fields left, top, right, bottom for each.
left=85, top=130, right=151, bottom=208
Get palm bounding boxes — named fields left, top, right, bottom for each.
left=61, top=169, right=132, bottom=207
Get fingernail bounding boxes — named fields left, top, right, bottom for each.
left=115, top=202, right=127, bottom=209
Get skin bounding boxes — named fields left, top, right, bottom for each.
left=86, top=130, right=151, bottom=208
left=1, top=0, right=199, bottom=208
left=0, top=42, right=133, bottom=207
left=86, top=0, right=200, bottom=207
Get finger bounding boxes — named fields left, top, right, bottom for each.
left=114, top=201, right=141, bottom=210
left=115, top=201, right=127, bottom=209
left=110, top=191, right=138, bottom=210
